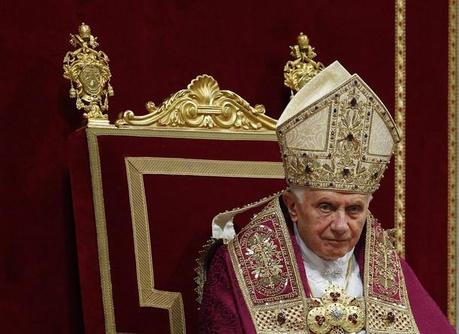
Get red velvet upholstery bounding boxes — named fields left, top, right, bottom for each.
left=69, top=128, right=285, bottom=333
left=2, top=1, right=453, bottom=332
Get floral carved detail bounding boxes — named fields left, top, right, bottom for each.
left=116, top=75, right=276, bottom=131
left=63, top=23, right=114, bottom=125
left=284, top=33, right=324, bottom=94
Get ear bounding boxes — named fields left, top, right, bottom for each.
left=282, top=191, right=299, bottom=223
left=367, top=193, right=373, bottom=208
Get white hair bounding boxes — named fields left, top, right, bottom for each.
left=287, top=186, right=373, bottom=204
left=288, top=186, right=308, bottom=204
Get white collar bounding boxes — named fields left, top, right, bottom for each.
left=293, top=223, right=354, bottom=281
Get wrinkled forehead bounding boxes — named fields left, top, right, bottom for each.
left=303, top=187, right=371, bottom=203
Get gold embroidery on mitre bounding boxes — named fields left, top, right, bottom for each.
left=277, top=75, right=400, bottom=193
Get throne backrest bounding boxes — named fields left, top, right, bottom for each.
left=65, top=25, right=407, bottom=332
left=68, top=74, right=285, bottom=334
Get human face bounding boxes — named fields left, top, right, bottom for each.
left=283, top=188, right=370, bottom=261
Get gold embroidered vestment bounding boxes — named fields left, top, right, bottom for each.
left=228, top=198, right=419, bottom=333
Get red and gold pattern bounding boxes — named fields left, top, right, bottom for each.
left=228, top=198, right=419, bottom=333
left=228, top=199, right=308, bottom=331
left=231, top=212, right=300, bottom=303
left=364, top=213, right=419, bottom=333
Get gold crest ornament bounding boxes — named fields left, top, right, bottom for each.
left=63, top=23, right=114, bottom=127
left=307, top=285, right=365, bottom=334
left=284, top=33, right=324, bottom=96
left=116, top=75, right=275, bottom=131
left=277, top=61, right=400, bottom=193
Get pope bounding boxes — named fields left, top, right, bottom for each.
left=199, top=61, right=455, bottom=333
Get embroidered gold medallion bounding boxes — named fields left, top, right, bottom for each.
left=307, top=285, right=365, bottom=334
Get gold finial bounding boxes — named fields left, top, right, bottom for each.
left=78, top=22, right=92, bottom=40
left=63, top=23, right=114, bottom=127
left=283, top=33, right=324, bottom=96
left=297, top=32, right=309, bottom=49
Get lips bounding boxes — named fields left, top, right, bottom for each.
left=325, top=239, right=348, bottom=244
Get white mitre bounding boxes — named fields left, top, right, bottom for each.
left=277, top=61, right=400, bottom=194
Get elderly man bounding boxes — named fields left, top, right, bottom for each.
left=199, top=62, right=455, bottom=333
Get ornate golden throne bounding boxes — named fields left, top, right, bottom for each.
left=66, top=23, right=409, bottom=333
left=66, top=24, right=287, bottom=333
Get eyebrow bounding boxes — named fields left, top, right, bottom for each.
left=315, top=197, right=365, bottom=206
left=347, top=200, right=365, bottom=206
left=348, top=202, right=364, bottom=207
left=315, top=197, right=334, bottom=203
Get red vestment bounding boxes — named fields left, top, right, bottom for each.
left=199, top=197, right=455, bottom=333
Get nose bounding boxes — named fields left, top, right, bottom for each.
left=330, top=209, right=349, bottom=235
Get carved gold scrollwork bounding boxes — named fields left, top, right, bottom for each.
left=63, top=23, right=114, bottom=127
left=284, top=33, right=324, bottom=95
left=116, top=75, right=276, bottom=131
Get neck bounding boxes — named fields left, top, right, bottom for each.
left=293, top=224, right=354, bottom=273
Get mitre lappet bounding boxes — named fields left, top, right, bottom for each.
left=277, top=61, right=400, bottom=193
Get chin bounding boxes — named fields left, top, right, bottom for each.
left=322, top=247, right=349, bottom=260
left=322, top=253, right=344, bottom=261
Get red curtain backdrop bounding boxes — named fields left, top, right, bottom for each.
left=0, top=0, right=451, bottom=332
left=406, top=1, right=450, bottom=311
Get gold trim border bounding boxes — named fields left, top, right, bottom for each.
left=227, top=200, right=309, bottom=332
left=126, top=157, right=285, bottom=179
left=85, top=127, right=278, bottom=333
left=86, top=129, right=116, bottom=333
left=87, top=125, right=278, bottom=141
left=448, top=0, right=457, bottom=325
left=394, top=0, right=458, bottom=324
left=125, top=158, right=185, bottom=334
left=394, top=0, right=406, bottom=257
left=125, top=157, right=284, bottom=333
